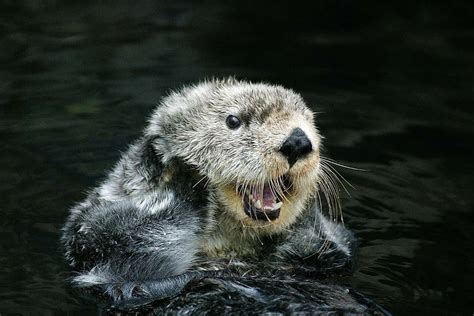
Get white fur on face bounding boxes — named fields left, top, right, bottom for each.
left=146, top=79, right=321, bottom=232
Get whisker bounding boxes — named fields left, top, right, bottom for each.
left=277, top=176, right=291, bottom=203
left=322, top=162, right=355, bottom=192
left=274, top=175, right=286, bottom=203
left=268, top=177, right=279, bottom=205
left=318, top=169, right=340, bottom=222
left=321, top=157, right=367, bottom=171
left=192, top=175, right=208, bottom=188
left=321, top=163, right=351, bottom=197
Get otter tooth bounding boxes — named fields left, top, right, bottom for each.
left=254, top=200, right=262, bottom=209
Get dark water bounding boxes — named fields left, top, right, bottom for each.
left=1, top=1, right=473, bottom=314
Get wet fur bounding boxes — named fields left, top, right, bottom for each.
left=61, top=79, right=356, bottom=304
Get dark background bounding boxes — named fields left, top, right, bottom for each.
left=0, top=0, right=473, bottom=315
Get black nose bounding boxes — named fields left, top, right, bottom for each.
left=279, top=128, right=313, bottom=167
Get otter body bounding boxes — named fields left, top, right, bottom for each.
left=61, top=79, right=355, bottom=302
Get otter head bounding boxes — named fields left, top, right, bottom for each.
left=146, top=79, right=321, bottom=234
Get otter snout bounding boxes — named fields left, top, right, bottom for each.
left=279, top=128, right=313, bottom=167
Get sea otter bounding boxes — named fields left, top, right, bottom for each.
left=61, top=78, right=355, bottom=303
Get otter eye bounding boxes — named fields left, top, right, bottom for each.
left=226, top=115, right=241, bottom=129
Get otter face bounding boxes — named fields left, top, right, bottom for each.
left=147, top=79, right=321, bottom=233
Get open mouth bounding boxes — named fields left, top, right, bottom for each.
left=238, top=175, right=291, bottom=221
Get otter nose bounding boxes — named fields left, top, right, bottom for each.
left=279, top=128, right=313, bottom=167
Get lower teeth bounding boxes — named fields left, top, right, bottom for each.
left=273, top=201, right=283, bottom=209
left=244, top=190, right=283, bottom=211
left=251, top=200, right=282, bottom=211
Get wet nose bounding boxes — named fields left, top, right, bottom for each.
left=279, top=128, right=313, bottom=167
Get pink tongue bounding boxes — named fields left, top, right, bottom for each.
left=251, top=184, right=275, bottom=208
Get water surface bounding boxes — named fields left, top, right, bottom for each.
left=0, top=1, right=473, bottom=314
